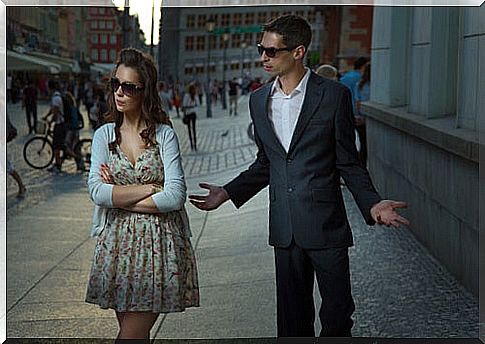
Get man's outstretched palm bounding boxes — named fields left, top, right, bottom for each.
left=189, top=183, right=229, bottom=211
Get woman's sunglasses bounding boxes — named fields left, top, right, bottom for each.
left=110, top=77, right=144, bottom=97
left=257, top=43, right=297, bottom=58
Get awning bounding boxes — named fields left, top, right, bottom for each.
left=28, top=51, right=81, bottom=74
left=7, top=50, right=61, bottom=74
left=91, top=63, right=115, bottom=75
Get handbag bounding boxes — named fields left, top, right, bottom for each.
left=182, top=114, right=190, bottom=124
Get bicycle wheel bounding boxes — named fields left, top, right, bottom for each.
left=23, top=137, right=54, bottom=169
left=74, top=138, right=92, bottom=171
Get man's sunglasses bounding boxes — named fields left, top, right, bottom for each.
left=257, top=43, right=297, bottom=58
left=110, top=77, right=144, bottom=97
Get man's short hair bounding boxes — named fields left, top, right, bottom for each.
left=263, top=14, right=312, bottom=53
left=353, top=56, right=370, bottom=70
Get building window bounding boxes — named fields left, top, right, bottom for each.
left=296, top=10, right=304, bottom=17
left=196, top=36, right=205, bottom=51
left=231, top=34, right=241, bottom=48
left=209, top=64, right=216, bottom=73
left=219, top=35, right=229, bottom=49
left=270, top=12, right=279, bottom=20
left=99, top=21, right=106, bottom=29
left=91, top=34, right=98, bottom=44
left=91, top=49, right=98, bottom=61
left=99, top=7, right=105, bottom=15
left=233, top=13, right=242, bottom=26
left=243, top=62, right=251, bottom=69
left=196, top=65, right=204, bottom=74
left=221, top=14, right=230, bottom=26
left=91, top=21, right=98, bottom=29
left=90, top=8, right=97, bottom=15
left=245, top=13, right=254, bottom=25
left=185, top=66, right=193, bottom=75
left=100, top=34, right=107, bottom=44
left=197, top=15, right=206, bottom=28
left=257, top=12, right=266, bottom=24
left=110, top=49, right=117, bottom=62
left=110, top=34, right=117, bottom=44
left=107, top=20, right=113, bottom=30
left=187, top=15, right=195, bottom=28
left=212, top=14, right=219, bottom=26
left=255, top=61, right=263, bottom=68
left=101, top=49, right=107, bottom=61
left=244, top=33, right=252, bottom=46
left=185, top=36, right=194, bottom=51
left=307, top=10, right=316, bottom=23
left=209, top=35, right=216, bottom=49
left=231, top=62, right=240, bottom=70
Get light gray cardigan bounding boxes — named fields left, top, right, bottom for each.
left=89, top=122, right=189, bottom=237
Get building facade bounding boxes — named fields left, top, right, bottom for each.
left=159, top=6, right=323, bottom=84
left=362, top=7, right=483, bottom=296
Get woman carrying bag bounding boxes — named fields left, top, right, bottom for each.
left=182, top=83, right=199, bottom=151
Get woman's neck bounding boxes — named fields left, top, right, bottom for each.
left=121, top=111, right=145, bottom=132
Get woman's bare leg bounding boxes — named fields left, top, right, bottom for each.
left=118, top=312, right=160, bottom=339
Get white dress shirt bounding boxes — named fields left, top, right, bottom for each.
left=268, top=68, right=311, bottom=152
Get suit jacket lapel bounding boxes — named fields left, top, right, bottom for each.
left=254, top=82, right=287, bottom=159
left=287, top=73, right=325, bottom=155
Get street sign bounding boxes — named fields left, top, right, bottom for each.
left=213, top=26, right=262, bottom=35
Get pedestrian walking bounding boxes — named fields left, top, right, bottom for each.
left=158, top=81, right=172, bottom=115
left=22, top=79, right=38, bottom=134
left=63, top=91, right=85, bottom=171
left=182, top=83, right=200, bottom=151
left=340, top=56, right=369, bottom=115
left=43, top=82, right=66, bottom=174
left=354, top=63, right=371, bottom=166
left=6, top=113, right=26, bottom=198
left=189, top=14, right=409, bottom=337
left=171, top=84, right=182, bottom=118
left=85, top=47, right=199, bottom=340
left=228, top=77, right=239, bottom=116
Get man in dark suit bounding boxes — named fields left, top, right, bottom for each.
left=189, top=14, right=409, bottom=337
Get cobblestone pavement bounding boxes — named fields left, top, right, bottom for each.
left=5, top=95, right=481, bottom=339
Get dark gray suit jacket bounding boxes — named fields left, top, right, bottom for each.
left=224, top=72, right=381, bottom=249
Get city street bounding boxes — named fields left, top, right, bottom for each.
left=5, top=95, right=480, bottom=339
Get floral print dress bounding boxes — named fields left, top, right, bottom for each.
left=85, top=145, right=199, bottom=313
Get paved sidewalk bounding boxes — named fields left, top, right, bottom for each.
left=5, top=96, right=480, bottom=339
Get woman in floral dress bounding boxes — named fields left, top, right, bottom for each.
left=86, top=48, right=199, bottom=340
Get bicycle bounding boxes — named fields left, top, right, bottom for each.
left=23, top=119, right=92, bottom=171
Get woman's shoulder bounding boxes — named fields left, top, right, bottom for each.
left=93, top=122, right=115, bottom=139
left=155, top=123, right=175, bottom=138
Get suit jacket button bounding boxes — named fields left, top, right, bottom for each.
left=286, top=158, right=293, bottom=163
left=287, top=187, right=293, bottom=193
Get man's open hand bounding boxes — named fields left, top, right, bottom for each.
left=188, top=183, right=230, bottom=211
left=370, top=200, right=410, bottom=228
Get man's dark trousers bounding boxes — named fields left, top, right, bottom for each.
left=275, top=238, right=355, bottom=337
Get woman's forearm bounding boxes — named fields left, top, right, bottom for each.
left=120, top=196, right=161, bottom=214
left=112, top=184, right=154, bottom=208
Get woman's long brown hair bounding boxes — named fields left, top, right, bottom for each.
left=104, top=48, right=171, bottom=153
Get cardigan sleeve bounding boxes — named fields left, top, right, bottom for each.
left=151, top=125, right=187, bottom=212
left=87, top=124, right=114, bottom=207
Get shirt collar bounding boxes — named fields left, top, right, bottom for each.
left=271, top=67, right=311, bottom=97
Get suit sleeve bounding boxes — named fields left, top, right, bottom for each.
left=223, top=95, right=270, bottom=208
left=335, top=87, right=381, bottom=225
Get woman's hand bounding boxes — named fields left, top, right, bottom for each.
left=100, top=163, right=114, bottom=184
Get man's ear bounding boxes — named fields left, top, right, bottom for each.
left=294, top=46, right=306, bottom=61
